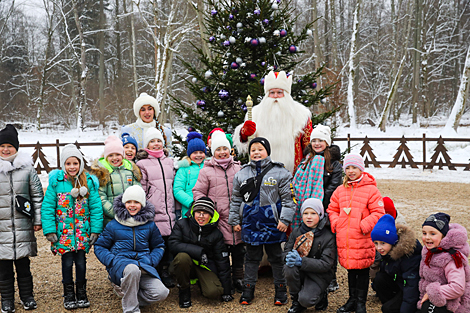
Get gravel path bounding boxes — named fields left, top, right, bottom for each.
left=11, top=179, right=470, bottom=312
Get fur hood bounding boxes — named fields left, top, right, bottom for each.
left=389, top=224, right=418, bottom=261
left=113, top=194, right=155, bottom=226
left=0, top=151, right=33, bottom=174
left=437, top=223, right=469, bottom=256
left=90, top=158, right=141, bottom=187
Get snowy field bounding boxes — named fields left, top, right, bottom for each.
left=15, top=120, right=470, bottom=185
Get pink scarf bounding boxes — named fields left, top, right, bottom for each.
left=145, top=149, right=164, bottom=159
left=214, top=156, right=232, bottom=169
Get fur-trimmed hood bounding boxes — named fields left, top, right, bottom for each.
left=113, top=194, right=155, bottom=226
left=0, top=151, right=33, bottom=174
left=389, top=223, right=418, bottom=261
left=90, top=158, right=141, bottom=187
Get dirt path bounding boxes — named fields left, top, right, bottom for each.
left=13, top=179, right=470, bottom=312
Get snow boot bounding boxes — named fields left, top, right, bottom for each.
left=336, top=286, right=357, bottom=313
left=63, top=282, right=77, bottom=310
left=287, top=294, right=306, bottom=313
left=160, top=267, right=175, bottom=288
left=0, top=278, right=15, bottom=313
left=239, top=284, right=255, bottom=305
left=356, top=289, right=367, bottom=313
left=328, top=278, right=340, bottom=292
left=178, top=287, right=191, bottom=308
left=75, top=280, right=90, bottom=308
left=17, top=276, right=37, bottom=310
left=232, top=267, right=244, bottom=294
left=315, top=290, right=329, bottom=311
left=274, top=283, right=288, bottom=305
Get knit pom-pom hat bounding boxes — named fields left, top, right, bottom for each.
left=121, top=133, right=138, bottom=150
left=61, top=144, right=85, bottom=176
left=186, top=132, right=206, bottom=157
left=104, top=135, right=124, bottom=159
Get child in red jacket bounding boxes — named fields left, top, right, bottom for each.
left=327, top=154, right=384, bottom=313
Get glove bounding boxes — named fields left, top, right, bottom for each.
left=240, top=120, right=256, bottom=142
left=89, top=233, right=99, bottom=245
left=285, top=252, right=297, bottom=268
left=46, top=233, right=58, bottom=243
left=221, top=294, right=234, bottom=302
left=201, top=253, right=209, bottom=265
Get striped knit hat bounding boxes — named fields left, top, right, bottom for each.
left=343, top=153, right=365, bottom=172
left=192, top=197, right=215, bottom=217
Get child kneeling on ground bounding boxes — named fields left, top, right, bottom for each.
left=284, top=198, right=337, bottom=313
left=168, top=197, right=233, bottom=308
left=229, top=137, right=296, bottom=306
left=94, top=186, right=169, bottom=313
left=371, top=214, right=422, bottom=313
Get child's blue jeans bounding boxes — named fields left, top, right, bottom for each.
left=61, top=250, right=86, bottom=283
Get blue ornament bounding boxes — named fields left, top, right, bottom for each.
left=227, top=25, right=231, bottom=30
left=263, top=19, right=269, bottom=24
left=254, top=9, right=260, bottom=15
left=312, top=82, right=317, bottom=89
left=280, top=29, right=287, bottom=37
left=209, top=36, right=215, bottom=42
left=231, top=62, right=239, bottom=69
left=241, top=104, right=247, bottom=111
left=197, top=100, right=206, bottom=106
left=298, top=79, right=302, bottom=83
left=211, top=9, right=217, bottom=15
left=289, top=45, right=297, bottom=53
left=229, top=14, right=234, bottom=19
left=304, top=100, right=309, bottom=104
left=260, top=78, right=265, bottom=85
left=250, top=38, right=259, bottom=46
left=261, top=61, right=266, bottom=66
left=223, top=40, right=230, bottom=46
left=202, top=86, right=210, bottom=93
left=218, top=89, right=230, bottom=100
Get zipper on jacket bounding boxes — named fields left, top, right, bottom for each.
left=117, top=168, right=126, bottom=193
left=133, top=227, right=136, bottom=251
left=157, top=158, right=172, bottom=229
left=9, top=172, right=17, bottom=260
left=73, top=194, right=77, bottom=250
left=198, top=226, right=202, bottom=242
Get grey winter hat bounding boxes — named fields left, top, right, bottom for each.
left=61, top=144, right=85, bottom=176
left=300, top=198, right=324, bottom=219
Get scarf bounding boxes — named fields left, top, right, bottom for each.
left=136, top=118, right=156, bottom=130
left=347, top=174, right=364, bottom=185
left=292, top=155, right=324, bottom=228
left=145, top=149, right=164, bottom=159
left=425, top=247, right=464, bottom=268
left=0, top=153, right=18, bottom=163
left=214, top=156, right=232, bottom=170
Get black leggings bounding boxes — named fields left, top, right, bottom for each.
left=347, top=268, right=369, bottom=291
left=0, top=257, right=31, bottom=281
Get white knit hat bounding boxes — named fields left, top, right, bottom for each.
left=60, top=144, right=85, bottom=176
left=133, top=93, right=160, bottom=120
left=310, top=124, right=332, bottom=146
left=122, top=185, right=146, bottom=207
left=210, top=130, right=231, bottom=155
left=143, top=127, right=164, bottom=149
left=264, top=71, right=293, bottom=94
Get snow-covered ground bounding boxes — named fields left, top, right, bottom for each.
left=16, top=122, right=470, bottom=185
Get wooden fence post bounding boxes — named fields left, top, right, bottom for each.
left=422, top=133, right=426, bottom=170
left=56, top=139, right=60, bottom=169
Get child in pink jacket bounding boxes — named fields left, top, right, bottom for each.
left=192, top=130, right=244, bottom=293
left=418, top=212, right=470, bottom=313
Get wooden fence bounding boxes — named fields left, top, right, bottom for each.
left=21, top=135, right=470, bottom=174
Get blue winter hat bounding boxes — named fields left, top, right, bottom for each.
left=187, top=132, right=207, bottom=157
left=371, top=214, right=398, bottom=245
left=121, top=133, right=138, bottom=150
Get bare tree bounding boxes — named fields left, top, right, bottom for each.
left=347, top=0, right=361, bottom=129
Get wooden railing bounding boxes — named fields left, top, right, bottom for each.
left=20, top=135, right=470, bottom=173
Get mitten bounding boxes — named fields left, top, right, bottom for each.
left=240, top=120, right=256, bottom=141
left=46, top=233, right=58, bottom=243
left=89, top=233, right=99, bottom=245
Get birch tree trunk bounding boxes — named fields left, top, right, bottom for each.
left=312, top=0, right=323, bottom=70
left=347, top=0, right=361, bottom=130
left=131, top=5, right=138, bottom=98
left=193, top=0, right=210, bottom=59
left=329, top=0, right=338, bottom=70
left=445, top=44, right=470, bottom=131
left=98, top=0, right=106, bottom=128
left=411, top=0, right=421, bottom=124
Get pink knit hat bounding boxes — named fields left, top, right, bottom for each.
left=104, top=135, right=124, bottom=159
left=343, top=153, right=365, bottom=172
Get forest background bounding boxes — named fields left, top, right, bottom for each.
left=0, top=0, right=469, bottom=131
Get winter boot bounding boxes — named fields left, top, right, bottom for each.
left=274, top=283, right=288, bottom=306
left=239, top=284, right=255, bottom=305
left=232, top=267, right=244, bottom=294
left=336, top=286, right=357, bottom=313
left=328, top=278, right=340, bottom=292
left=17, top=276, right=37, bottom=310
left=314, top=291, right=329, bottom=311
left=355, top=289, right=367, bottom=313
left=0, top=278, right=15, bottom=313
left=63, top=282, right=78, bottom=310
left=287, top=294, right=306, bottom=313
left=75, top=280, right=90, bottom=308
left=160, top=267, right=176, bottom=289
left=178, top=287, right=191, bottom=308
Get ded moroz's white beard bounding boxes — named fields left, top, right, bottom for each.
left=251, top=93, right=311, bottom=173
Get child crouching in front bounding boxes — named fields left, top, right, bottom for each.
left=284, top=198, right=336, bottom=313
left=94, top=186, right=169, bottom=313
left=418, top=213, right=470, bottom=313
left=371, top=214, right=422, bottom=313
left=229, top=137, right=295, bottom=306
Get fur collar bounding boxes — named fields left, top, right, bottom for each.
left=90, top=158, right=142, bottom=187
left=0, top=151, right=33, bottom=174
left=113, top=194, right=155, bottom=227
left=389, top=224, right=418, bottom=260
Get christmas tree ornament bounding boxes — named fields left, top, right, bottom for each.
left=226, top=26, right=231, bottom=30
left=209, top=36, right=215, bottom=42
left=272, top=3, right=278, bottom=9
left=204, top=70, right=212, bottom=78
left=277, top=0, right=281, bottom=2
left=304, top=100, right=309, bottom=104
left=232, top=31, right=238, bottom=35
left=227, top=52, right=231, bottom=56
left=273, top=30, right=280, bottom=36
left=260, top=78, right=265, bottom=85
left=263, top=19, right=269, bottom=24
left=250, top=73, right=257, bottom=80
left=231, top=62, right=239, bottom=69
left=197, top=100, right=205, bottom=106
left=237, top=22, right=243, bottom=28
left=311, top=82, right=317, bottom=89
left=236, top=57, right=243, bottom=63
left=202, top=86, right=211, bottom=93
left=289, top=45, right=297, bottom=53
left=229, top=14, right=234, bottom=19
left=238, top=98, right=243, bottom=104
left=245, top=37, right=252, bottom=43
left=273, top=65, right=278, bottom=70
left=306, top=29, right=313, bottom=36
left=218, top=110, right=224, bottom=117
left=211, top=9, right=217, bottom=15
left=229, top=36, right=236, bottom=43
left=250, top=38, right=259, bottom=46
left=223, top=40, right=230, bottom=46
left=241, top=104, right=247, bottom=111
left=218, top=89, right=230, bottom=100
left=247, top=12, right=253, bottom=18
left=276, top=51, right=282, bottom=55
left=280, top=29, right=287, bottom=37
left=192, top=77, right=197, bottom=83
left=259, top=37, right=266, bottom=44
left=254, top=9, right=261, bottom=15
left=261, top=61, right=266, bottom=66
left=321, top=98, right=327, bottom=104
left=240, top=63, right=246, bottom=67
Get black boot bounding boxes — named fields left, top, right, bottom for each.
left=75, top=280, right=90, bottom=308
left=0, top=278, right=15, bottom=313
left=328, top=278, right=340, bottom=292
left=17, top=276, right=37, bottom=310
left=63, top=282, right=77, bottom=310
left=356, top=289, right=367, bottom=313
left=160, top=267, right=176, bottom=289
left=315, top=291, right=329, bottom=311
left=232, top=267, right=244, bottom=293
left=239, top=284, right=255, bottom=305
left=178, top=287, right=191, bottom=308
left=336, top=286, right=357, bottom=313
left=274, top=283, right=288, bottom=306
left=287, top=294, right=306, bottom=313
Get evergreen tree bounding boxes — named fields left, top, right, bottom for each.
left=171, top=0, right=335, bottom=155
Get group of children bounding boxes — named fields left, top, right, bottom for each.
left=0, top=97, right=469, bottom=313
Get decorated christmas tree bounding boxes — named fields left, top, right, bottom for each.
left=171, top=0, right=335, bottom=155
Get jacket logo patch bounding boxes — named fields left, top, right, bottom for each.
left=263, top=177, right=277, bottom=186
left=222, top=252, right=228, bottom=257
left=126, top=176, right=133, bottom=184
